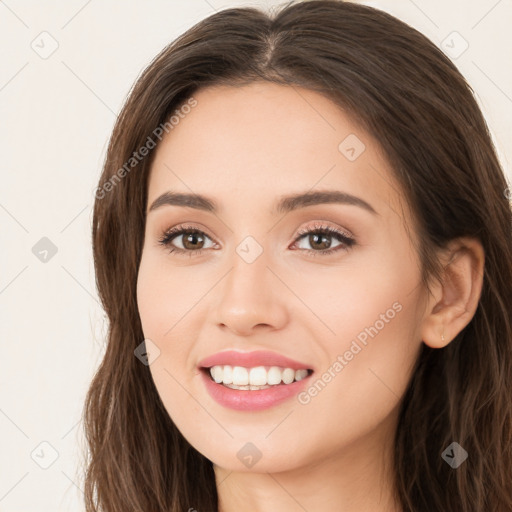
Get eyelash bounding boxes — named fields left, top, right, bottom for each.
left=157, top=222, right=356, bottom=258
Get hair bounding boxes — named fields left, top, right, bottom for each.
left=83, top=0, right=512, bottom=510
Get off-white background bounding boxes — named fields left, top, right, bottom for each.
left=0, top=1, right=510, bottom=510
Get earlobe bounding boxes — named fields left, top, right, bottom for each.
left=421, top=237, right=485, bottom=349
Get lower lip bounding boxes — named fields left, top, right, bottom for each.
left=200, top=369, right=312, bottom=411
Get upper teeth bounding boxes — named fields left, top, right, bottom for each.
left=209, top=365, right=309, bottom=386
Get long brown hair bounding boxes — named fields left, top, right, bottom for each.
left=83, top=1, right=512, bottom=510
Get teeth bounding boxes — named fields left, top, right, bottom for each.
left=295, top=369, right=309, bottom=381
left=232, top=366, right=249, bottom=385
left=249, top=366, right=267, bottom=386
left=212, top=365, right=223, bottom=384
left=282, top=368, right=295, bottom=384
left=267, top=366, right=282, bottom=385
left=208, top=365, right=310, bottom=387
left=223, top=383, right=272, bottom=390
left=222, top=365, right=233, bottom=384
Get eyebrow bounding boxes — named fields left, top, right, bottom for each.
left=148, top=189, right=378, bottom=216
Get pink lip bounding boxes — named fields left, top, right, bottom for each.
left=198, top=350, right=312, bottom=371
left=198, top=350, right=314, bottom=411
left=199, top=370, right=312, bottom=411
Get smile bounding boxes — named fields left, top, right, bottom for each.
left=200, top=367, right=314, bottom=412
left=207, top=365, right=312, bottom=390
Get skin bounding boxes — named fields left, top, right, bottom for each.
left=136, top=82, right=485, bottom=512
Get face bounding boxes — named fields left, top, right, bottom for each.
left=136, top=82, right=428, bottom=474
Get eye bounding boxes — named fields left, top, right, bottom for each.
left=158, top=221, right=355, bottom=257
left=158, top=224, right=216, bottom=256
left=290, top=222, right=355, bottom=257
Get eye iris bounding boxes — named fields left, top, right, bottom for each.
left=183, top=231, right=205, bottom=250
left=309, top=233, right=331, bottom=250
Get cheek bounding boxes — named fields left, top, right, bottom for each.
left=136, top=255, right=205, bottom=445
left=136, top=257, right=164, bottom=340
left=136, top=249, right=208, bottom=371
left=136, top=250, right=197, bottom=338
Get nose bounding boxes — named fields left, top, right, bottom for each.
left=214, top=248, right=289, bottom=337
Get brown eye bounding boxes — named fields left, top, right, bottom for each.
left=304, top=232, right=333, bottom=250
left=158, top=226, right=216, bottom=256
left=181, top=231, right=206, bottom=250
left=291, top=223, right=355, bottom=257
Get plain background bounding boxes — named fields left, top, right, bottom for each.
left=0, top=0, right=510, bottom=510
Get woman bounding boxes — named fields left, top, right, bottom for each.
left=84, top=1, right=512, bottom=510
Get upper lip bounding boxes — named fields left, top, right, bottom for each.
left=198, top=350, right=313, bottom=371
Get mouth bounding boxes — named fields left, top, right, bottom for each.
left=200, top=365, right=314, bottom=391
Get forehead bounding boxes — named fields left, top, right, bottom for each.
left=147, top=82, right=405, bottom=222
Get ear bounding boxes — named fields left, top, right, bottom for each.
left=420, top=237, right=485, bottom=348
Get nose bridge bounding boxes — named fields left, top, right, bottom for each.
left=214, top=237, right=288, bottom=334
left=222, top=240, right=271, bottom=309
